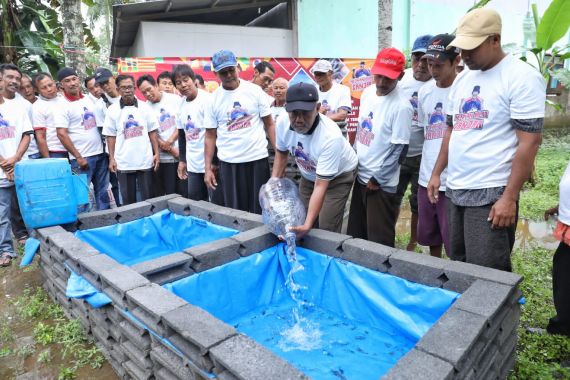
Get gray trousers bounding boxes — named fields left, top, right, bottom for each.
left=447, top=200, right=517, bottom=272
left=299, top=170, right=355, bottom=233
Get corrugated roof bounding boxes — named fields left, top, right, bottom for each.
left=111, top=0, right=290, bottom=58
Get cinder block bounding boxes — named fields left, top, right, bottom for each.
left=35, top=225, right=68, bottom=243
left=77, top=208, right=119, bottom=230
left=230, top=226, right=279, bottom=257
left=108, top=305, right=126, bottom=325
left=473, top=343, right=499, bottom=378
left=341, top=238, right=396, bottom=272
left=130, top=252, right=192, bottom=277
left=110, top=344, right=128, bottom=365
left=119, top=318, right=151, bottom=350
left=383, top=348, right=455, bottom=380
left=210, top=334, right=309, bottom=380
left=150, top=339, right=198, bottom=379
left=168, top=197, right=194, bottom=216
left=185, top=238, right=241, bottom=272
left=453, top=280, right=512, bottom=322
left=115, top=202, right=154, bottom=223
left=147, top=194, right=183, bottom=213
left=154, top=366, right=182, bottom=380
left=388, top=250, right=447, bottom=287
left=299, top=229, right=351, bottom=258
left=100, top=266, right=150, bottom=309
left=121, top=340, right=153, bottom=369
left=216, top=370, right=239, bottom=380
left=496, top=307, right=520, bottom=348
left=77, top=255, right=123, bottom=289
left=52, top=260, right=68, bottom=281
left=188, top=201, right=263, bottom=231
left=146, top=267, right=195, bottom=285
left=122, top=359, right=153, bottom=380
left=415, top=307, right=488, bottom=372
left=92, top=324, right=112, bottom=347
left=443, top=260, right=522, bottom=293
left=226, top=209, right=264, bottom=231
left=109, top=323, right=122, bottom=342
left=126, top=284, right=187, bottom=334
left=61, top=238, right=100, bottom=265
left=162, top=304, right=237, bottom=354
left=499, top=348, right=516, bottom=378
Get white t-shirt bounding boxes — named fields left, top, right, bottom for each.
left=447, top=54, right=546, bottom=190
left=355, top=86, right=413, bottom=186
left=559, top=162, right=570, bottom=225
left=205, top=80, right=271, bottom=163
left=271, top=105, right=287, bottom=125
left=11, top=94, right=37, bottom=158
left=177, top=89, right=211, bottom=173
left=32, top=95, right=67, bottom=153
left=417, top=81, right=452, bottom=190
left=0, top=100, right=33, bottom=180
left=276, top=115, right=357, bottom=182
left=94, top=95, right=120, bottom=127
left=360, top=84, right=376, bottom=106
left=147, top=92, right=182, bottom=163
left=398, top=68, right=433, bottom=157
left=318, top=82, right=352, bottom=116
left=54, top=96, right=103, bottom=159
left=102, top=101, right=158, bottom=171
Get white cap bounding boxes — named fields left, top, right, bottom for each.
left=311, top=59, right=333, bottom=74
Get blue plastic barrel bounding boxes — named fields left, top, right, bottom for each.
left=14, top=159, right=89, bottom=228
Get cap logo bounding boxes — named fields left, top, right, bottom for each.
left=380, top=58, right=397, bottom=65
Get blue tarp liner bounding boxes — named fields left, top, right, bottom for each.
left=75, top=210, right=238, bottom=266
left=164, top=244, right=460, bottom=379
left=65, top=268, right=112, bottom=308
left=19, top=238, right=41, bottom=267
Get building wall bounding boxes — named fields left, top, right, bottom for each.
left=128, top=21, right=294, bottom=57
left=296, top=0, right=378, bottom=58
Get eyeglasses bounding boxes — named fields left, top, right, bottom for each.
left=119, top=85, right=134, bottom=91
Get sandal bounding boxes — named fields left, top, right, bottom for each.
left=0, top=253, right=13, bottom=267
left=17, top=236, right=29, bottom=246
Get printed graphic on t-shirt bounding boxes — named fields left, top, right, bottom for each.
left=159, top=108, right=176, bottom=132
left=82, top=107, right=97, bottom=130
left=356, top=112, right=375, bottom=146
left=0, top=113, right=16, bottom=140
left=455, top=85, right=489, bottom=131
left=292, top=142, right=316, bottom=173
left=409, top=92, right=419, bottom=122
left=227, top=101, right=253, bottom=132
left=184, top=115, right=200, bottom=141
left=123, top=114, right=144, bottom=139
left=321, top=99, right=333, bottom=115
left=426, top=102, right=447, bottom=140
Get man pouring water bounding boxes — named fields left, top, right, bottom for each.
left=270, top=82, right=357, bottom=239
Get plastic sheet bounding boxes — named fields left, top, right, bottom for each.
left=65, top=269, right=112, bottom=308
left=19, top=238, right=40, bottom=267
left=165, top=244, right=460, bottom=379
left=75, top=210, right=238, bottom=266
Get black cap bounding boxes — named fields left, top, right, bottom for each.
left=94, top=67, right=113, bottom=84
left=285, top=82, right=318, bottom=112
left=423, top=34, right=460, bottom=62
left=57, top=67, right=77, bottom=82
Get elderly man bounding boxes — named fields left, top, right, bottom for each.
left=204, top=50, right=276, bottom=214
left=427, top=8, right=545, bottom=271
left=347, top=48, right=413, bottom=247
left=103, top=75, right=160, bottom=205
left=272, top=82, right=357, bottom=237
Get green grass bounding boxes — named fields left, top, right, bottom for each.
left=511, top=245, right=570, bottom=379
left=519, top=135, right=570, bottom=220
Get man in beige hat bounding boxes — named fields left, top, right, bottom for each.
left=427, top=8, right=545, bottom=272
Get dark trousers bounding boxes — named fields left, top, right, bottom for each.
left=117, top=170, right=153, bottom=205
left=187, top=172, right=223, bottom=204
left=154, top=162, right=188, bottom=198
left=395, top=155, right=421, bottom=214
left=447, top=200, right=517, bottom=272
left=347, top=181, right=400, bottom=247
left=547, top=241, right=570, bottom=336
left=219, top=158, right=270, bottom=214
left=10, top=190, right=27, bottom=240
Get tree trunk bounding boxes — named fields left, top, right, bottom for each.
left=61, top=0, right=86, bottom=77
left=378, top=0, right=393, bottom=50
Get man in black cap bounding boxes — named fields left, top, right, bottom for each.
left=271, top=82, right=358, bottom=238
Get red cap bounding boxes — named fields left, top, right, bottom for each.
left=371, top=48, right=406, bottom=79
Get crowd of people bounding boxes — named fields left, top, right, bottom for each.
left=0, top=7, right=567, bottom=337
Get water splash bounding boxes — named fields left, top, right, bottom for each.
left=278, top=308, right=323, bottom=352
